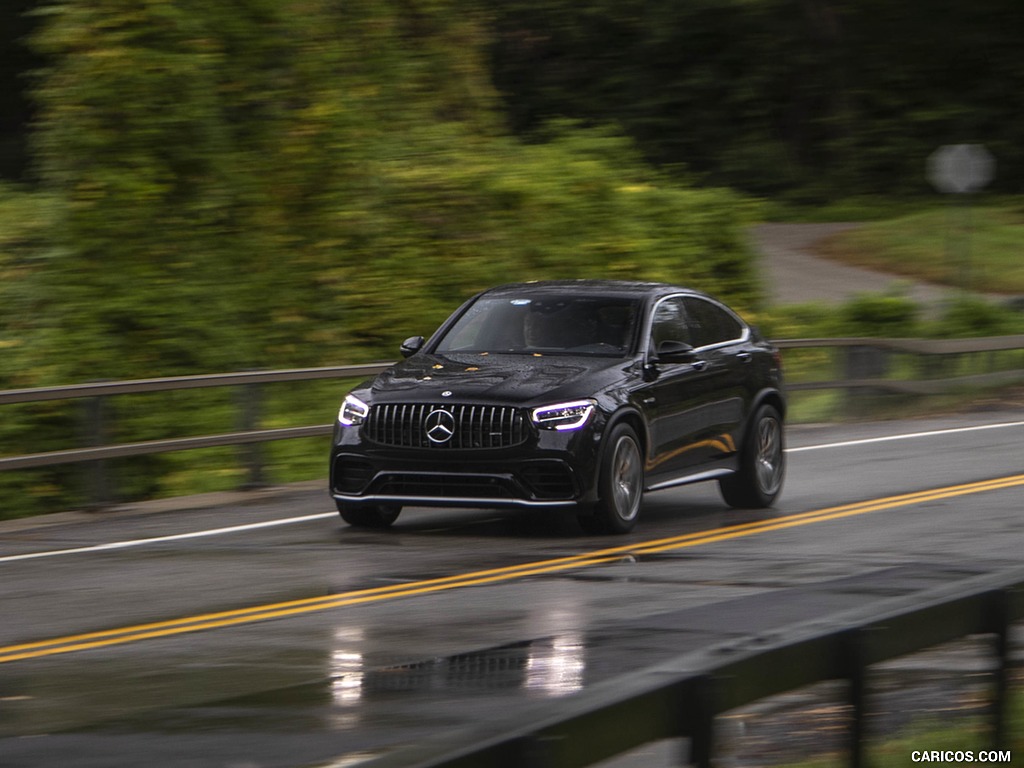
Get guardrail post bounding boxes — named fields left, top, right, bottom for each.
left=917, top=350, right=945, bottom=381
left=82, top=393, right=111, bottom=509
left=989, top=590, right=1011, bottom=750
left=237, top=383, right=264, bottom=489
left=506, top=734, right=558, bottom=768
left=844, top=345, right=890, bottom=418
left=842, top=629, right=868, bottom=768
left=685, top=674, right=716, bottom=768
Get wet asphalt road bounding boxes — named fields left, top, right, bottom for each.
left=1, top=411, right=1022, bottom=768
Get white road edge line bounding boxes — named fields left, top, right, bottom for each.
left=0, top=513, right=335, bottom=564
left=3, top=420, right=1023, bottom=564
left=786, top=420, right=1024, bottom=453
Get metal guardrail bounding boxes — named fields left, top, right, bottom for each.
left=0, top=363, right=393, bottom=406
left=778, top=335, right=1024, bottom=354
left=0, top=363, right=391, bottom=475
left=0, top=335, right=1022, bottom=486
left=776, top=334, right=1024, bottom=396
left=358, top=568, right=1023, bottom=768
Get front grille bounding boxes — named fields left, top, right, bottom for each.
left=365, top=404, right=529, bottom=449
left=372, top=473, right=515, bottom=499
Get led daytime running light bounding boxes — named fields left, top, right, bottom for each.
left=338, top=394, right=369, bottom=426
left=531, top=400, right=595, bottom=431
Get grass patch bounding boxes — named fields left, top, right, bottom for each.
left=764, top=196, right=938, bottom=223
left=774, top=678, right=1023, bottom=768
left=816, top=200, right=1024, bottom=295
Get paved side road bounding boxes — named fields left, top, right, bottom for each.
left=751, top=222, right=950, bottom=308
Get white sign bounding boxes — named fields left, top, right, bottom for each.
left=927, top=144, right=995, bottom=194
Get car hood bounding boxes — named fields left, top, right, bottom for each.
left=369, top=352, right=630, bottom=405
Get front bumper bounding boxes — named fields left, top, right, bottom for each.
left=330, top=423, right=602, bottom=509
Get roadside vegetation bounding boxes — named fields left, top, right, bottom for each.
left=1, top=1, right=1024, bottom=518
left=781, top=686, right=1023, bottom=768
left=816, top=201, right=1024, bottom=295
left=754, top=292, right=1024, bottom=423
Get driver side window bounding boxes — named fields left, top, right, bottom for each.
left=650, top=297, right=690, bottom=352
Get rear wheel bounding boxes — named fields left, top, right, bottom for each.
left=336, top=501, right=402, bottom=528
left=578, top=423, right=644, bottom=534
left=719, top=404, right=784, bottom=508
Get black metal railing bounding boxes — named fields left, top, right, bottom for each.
left=1, top=335, right=1022, bottom=504
left=354, top=567, right=1023, bottom=768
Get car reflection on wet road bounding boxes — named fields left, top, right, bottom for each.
left=329, top=632, right=588, bottom=706
left=1, top=413, right=1023, bottom=768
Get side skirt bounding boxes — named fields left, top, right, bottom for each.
left=645, top=467, right=734, bottom=493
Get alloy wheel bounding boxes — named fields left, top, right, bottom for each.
left=755, top=414, right=783, bottom=495
left=611, top=435, right=643, bottom=522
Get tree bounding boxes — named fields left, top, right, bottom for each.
left=489, top=0, right=1024, bottom=196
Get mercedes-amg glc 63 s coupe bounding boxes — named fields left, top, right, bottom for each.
left=330, top=280, right=785, bottom=534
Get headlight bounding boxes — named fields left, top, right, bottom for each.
left=338, top=394, right=369, bottom=426
left=531, top=400, right=596, bottom=431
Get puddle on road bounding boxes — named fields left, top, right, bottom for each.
left=0, top=631, right=590, bottom=738
left=328, top=634, right=587, bottom=702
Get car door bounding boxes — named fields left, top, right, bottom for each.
left=679, top=296, right=749, bottom=464
left=635, top=296, right=725, bottom=481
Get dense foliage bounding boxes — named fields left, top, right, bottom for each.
left=491, top=0, right=1024, bottom=196
left=2, top=0, right=1022, bottom=517
left=0, top=0, right=758, bottom=516
left=16, top=0, right=758, bottom=382
left=6, top=0, right=1024, bottom=195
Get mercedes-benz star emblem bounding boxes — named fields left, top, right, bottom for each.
left=424, top=408, right=456, bottom=444
left=441, top=390, right=453, bottom=397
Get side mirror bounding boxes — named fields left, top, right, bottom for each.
left=400, top=336, right=425, bottom=358
left=654, top=340, right=697, bottom=364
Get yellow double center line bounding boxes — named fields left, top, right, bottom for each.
left=2, top=473, right=1022, bottom=665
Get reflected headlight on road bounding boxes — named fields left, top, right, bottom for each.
left=531, top=400, right=595, bottom=431
left=338, top=394, right=369, bottom=426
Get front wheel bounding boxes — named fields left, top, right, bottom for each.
left=719, top=404, right=785, bottom=509
left=336, top=501, right=402, bottom=529
left=579, top=423, right=644, bottom=534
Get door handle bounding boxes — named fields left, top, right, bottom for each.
left=736, top=352, right=752, bottom=363
left=691, top=360, right=708, bottom=371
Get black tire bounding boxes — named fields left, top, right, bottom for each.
left=578, top=423, right=644, bottom=534
left=719, top=404, right=785, bottom=509
left=336, top=501, right=402, bottom=528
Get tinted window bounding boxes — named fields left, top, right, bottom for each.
left=650, top=297, right=690, bottom=349
left=683, top=297, right=743, bottom=347
left=435, top=295, right=641, bottom=356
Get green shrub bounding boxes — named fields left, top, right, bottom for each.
left=831, top=292, right=921, bottom=338
left=930, top=296, right=1024, bottom=338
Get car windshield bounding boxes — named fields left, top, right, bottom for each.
left=434, top=294, right=641, bottom=357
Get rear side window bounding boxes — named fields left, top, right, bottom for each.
left=683, top=297, right=743, bottom=348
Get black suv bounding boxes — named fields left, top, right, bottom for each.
left=330, top=280, right=785, bottom=533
